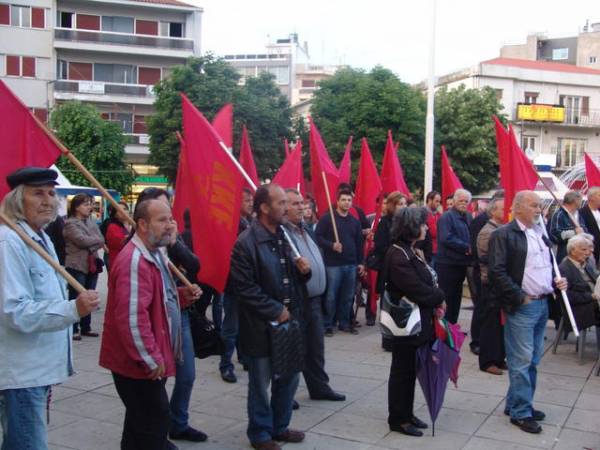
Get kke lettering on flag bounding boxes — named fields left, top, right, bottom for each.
left=441, top=145, right=464, bottom=210
left=380, top=130, right=410, bottom=197
left=354, top=138, right=382, bottom=216
left=0, top=80, right=62, bottom=199
left=584, top=152, right=600, bottom=189
left=309, top=118, right=340, bottom=217
left=181, top=95, right=244, bottom=292
left=338, top=136, right=353, bottom=184
left=273, top=140, right=305, bottom=195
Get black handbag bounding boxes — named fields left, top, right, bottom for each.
left=366, top=248, right=382, bottom=271
left=188, top=304, right=225, bottom=359
left=268, top=318, right=305, bottom=381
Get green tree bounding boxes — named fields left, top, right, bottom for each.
left=310, top=66, right=426, bottom=190
left=148, top=55, right=292, bottom=182
left=50, top=101, right=134, bottom=194
left=434, top=85, right=505, bottom=193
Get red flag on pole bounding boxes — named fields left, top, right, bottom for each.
left=172, top=134, right=193, bottom=233
left=380, top=130, right=410, bottom=197
left=309, top=118, right=340, bottom=217
left=181, top=94, right=244, bottom=292
left=584, top=152, right=600, bottom=189
left=338, top=136, right=353, bottom=184
left=211, top=103, right=233, bottom=149
left=440, top=145, right=464, bottom=210
left=354, top=138, right=382, bottom=215
left=284, top=139, right=290, bottom=158
left=0, top=81, right=62, bottom=199
left=239, top=125, right=259, bottom=186
left=273, top=140, right=305, bottom=194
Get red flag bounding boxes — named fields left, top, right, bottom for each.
left=0, top=80, right=62, bottom=199
left=284, top=139, right=290, bottom=158
left=181, top=95, right=244, bottom=292
left=380, top=130, right=410, bottom=197
left=239, top=125, right=259, bottom=186
left=493, top=115, right=511, bottom=188
left=211, top=103, right=233, bottom=149
left=338, top=136, right=353, bottom=184
left=354, top=138, right=382, bottom=215
left=172, top=134, right=193, bottom=233
left=273, top=141, right=305, bottom=194
left=584, top=152, right=600, bottom=189
left=309, top=118, right=340, bottom=217
left=440, top=145, right=464, bottom=211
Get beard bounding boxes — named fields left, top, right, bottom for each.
left=148, top=230, right=171, bottom=248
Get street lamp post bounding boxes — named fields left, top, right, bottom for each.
left=424, top=0, right=437, bottom=198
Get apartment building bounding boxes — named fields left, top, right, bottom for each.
left=435, top=57, right=600, bottom=171
left=0, top=0, right=202, bottom=192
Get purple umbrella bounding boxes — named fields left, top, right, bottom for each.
left=416, top=339, right=460, bottom=436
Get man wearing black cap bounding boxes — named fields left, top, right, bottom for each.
left=0, top=167, right=100, bottom=450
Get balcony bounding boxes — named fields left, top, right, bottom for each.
left=513, top=104, right=600, bottom=128
left=54, top=28, right=194, bottom=57
left=54, top=80, right=155, bottom=105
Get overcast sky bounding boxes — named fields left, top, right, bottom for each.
left=186, top=0, right=597, bottom=84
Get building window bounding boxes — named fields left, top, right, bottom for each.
left=301, top=79, right=316, bottom=88
left=135, top=19, right=158, bottom=36
left=160, top=21, right=184, bottom=37
left=57, top=59, right=68, bottom=79
left=558, top=138, right=586, bottom=167
left=5, top=55, right=35, bottom=77
left=101, top=16, right=134, bottom=33
left=107, top=112, right=133, bottom=134
left=590, top=56, right=597, bottom=64
left=559, top=95, right=589, bottom=124
left=552, top=48, right=569, bottom=60
left=94, top=64, right=137, bottom=84
left=11, top=5, right=30, bottom=27
left=524, top=92, right=538, bottom=104
left=522, top=136, right=536, bottom=152
left=138, top=67, right=161, bottom=85
left=76, top=14, right=100, bottom=30
left=495, top=89, right=503, bottom=101
left=68, top=62, right=93, bottom=81
left=0, top=4, right=9, bottom=25
left=31, top=7, right=44, bottom=28
left=58, top=11, right=73, bottom=28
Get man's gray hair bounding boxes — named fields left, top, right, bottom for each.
left=486, top=197, right=503, bottom=215
left=513, top=190, right=537, bottom=211
left=0, top=185, right=26, bottom=222
left=563, top=190, right=583, bottom=206
left=567, top=233, right=594, bottom=254
left=588, top=186, right=600, bottom=198
left=453, top=188, right=472, bottom=202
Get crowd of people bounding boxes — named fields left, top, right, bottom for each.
left=1, top=166, right=599, bottom=450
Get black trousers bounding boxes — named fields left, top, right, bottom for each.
left=468, top=265, right=483, bottom=347
left=388, top=343, right=417, bottom=425
left=112, top=372, right=170, bottom=450
left=302, top=296, right=331, bottom=396
left=478, top=284, right=505, bottom=370
left=67, top=267, right=98, bottom=333
left=436, top=263, right=467, bottom=324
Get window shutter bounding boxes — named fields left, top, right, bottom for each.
left=135, top=20, right=158, bottom=35
left=68, top=62, right=93, bottom=81
left=582, top=97, right=590, bottom=116
left=76, top=14, right=100, bottom=30
left=6, top=55, right=20, bottom=76
left=0, top=4, right=9, bottom=25
left=22, top=57, right=35, bottom=77
left=31, top=7, right=45, bottom=28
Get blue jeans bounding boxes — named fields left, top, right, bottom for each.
left=169, top=310, right=196, bottom=433
left=246, top=356, right=299, bottom=444
left=504, top=298, right=548, bottom=420
left=324, top=265, right=357, bottom=330
left=67, top=268, right=98, bottom=333
left=0, top=386, right=49, bottom=450
left=220, top=293, right=241, bottom=373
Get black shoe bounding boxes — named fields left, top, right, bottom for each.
left=389, top=423, right=423, bottom=437
left=339, top=327, right=359, bottom=335
left=410, top=415, right=428, bottom=429
left=366, top=317, right=376, bottom=326
left=292, top=400, right=300, bottom=410
left=221, top=369, right=237, bottom=383
left=169, top=426, right=208, bottom=442
left=310, top=391, right=346, bottom=401
left=510, top=417, right=542, bottom=434
left=166, top=441, right=179, bottom=450
left=325, top=328, right=334, bottom=337
left=470, top=345, right=480, bottom=355
left=504, top=409, right=545, bottom=422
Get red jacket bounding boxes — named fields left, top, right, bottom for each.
left=99, top=235, right=179, bottom=379
left=427, top=209, right=442, bottom=254
left=105, top=222, right=128, bottom=270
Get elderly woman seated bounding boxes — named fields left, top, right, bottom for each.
left=558, top=234, right=600, bottom=332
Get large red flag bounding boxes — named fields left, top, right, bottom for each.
left=309, top=118, right=340, bottom=217
left=212, top=103, right=233, bottom=149
left=284, top=139, right=290, bottom=158
left=493, top=115, right=511, bottom=188
left=172, top=135, right=192, bottom=233
left=584, top=152, right=600, bottom=189
left=440, top=145, right=464, bottom=210
left=181, top=95, right=244, bottom=292
left=354, top=138, right=382, bottom=215
left=380, top=130, right=410, bottom=197
left=239, top=125, right=259, bottom=186
left=338, top=136, right=353, bottom=184
left=273, top=140, right=305, bottom=194
left=0, top=81, right=62, bottom=199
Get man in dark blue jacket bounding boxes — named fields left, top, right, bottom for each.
left=436, top=188, right=473, bottom=323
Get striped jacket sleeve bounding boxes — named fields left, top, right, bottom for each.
left=114, top=249, right=163, bottom=371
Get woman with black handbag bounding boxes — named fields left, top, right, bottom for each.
left=383, top=207, right=445, bottom=437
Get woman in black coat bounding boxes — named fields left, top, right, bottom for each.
left=385, top=207, right=445, bottom=437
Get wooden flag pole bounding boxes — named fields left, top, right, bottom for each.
left=0, top=212, right=86, bottom=294
left=321, top=171, right=340, bottom=243
left=29, top=113, right=193, bottom=289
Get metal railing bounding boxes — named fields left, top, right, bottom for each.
left=54, top=28, right=194, bottom=51
left=513, top=104, right=600, bottom=127
left=54, top=80, right=154, bottom=98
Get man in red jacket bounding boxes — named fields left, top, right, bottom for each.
left=99, top=198, right=201, bottom=450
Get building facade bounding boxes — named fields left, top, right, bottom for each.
left=436, top=57, right=600, bottom=172
left=0, top=0, right=202, bottom=194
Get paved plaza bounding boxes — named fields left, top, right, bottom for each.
left=10, top=273, right=600, bottom=450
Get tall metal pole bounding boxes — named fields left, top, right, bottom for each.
left=424, top=0, right=437, bottom=197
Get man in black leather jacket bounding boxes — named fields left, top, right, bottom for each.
left=227, top=184, right=311, bottom=450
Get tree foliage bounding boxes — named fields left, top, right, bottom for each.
left=50, top=101, right=134, bottom=194
left=148, top=55, right=292, bottom=182
left=434, top=85, right=505, bottom=193
left=310, top=66, right=426, bottom=191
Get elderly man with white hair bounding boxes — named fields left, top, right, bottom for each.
left=0, top=167, right=100, bottom=450
left=489, top=190, right=567, bottom=434
left=436, top=188, right=473, bottom=324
